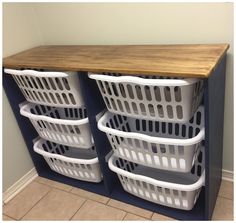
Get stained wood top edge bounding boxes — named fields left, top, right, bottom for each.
left=3, top=44, right=229, bottom=78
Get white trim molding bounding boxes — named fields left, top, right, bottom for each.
left=3, top=168, right=38, bottom=204
left=222, top=169, right=234, bottom=182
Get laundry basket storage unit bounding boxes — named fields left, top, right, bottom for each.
left=108, top=147, right=205, bottom=210
left=3, top=44, right=229, bottom=220
left=4, top=69, right=84, bottom=107
left=89, top=73, right=204, bottom=122
left=98, top=106, right=205, bottom=172
left=20, top=102, right=93, bottom=149
left=34, top=138, right=102, bottom=182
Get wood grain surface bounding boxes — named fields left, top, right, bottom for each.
left=3, top=44, right=229, bottom=78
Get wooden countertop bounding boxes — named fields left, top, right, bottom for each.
left=3, top=44, right=229, bottom=78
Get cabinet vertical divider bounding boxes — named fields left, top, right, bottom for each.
left=77, top=71, right=118, bottom=195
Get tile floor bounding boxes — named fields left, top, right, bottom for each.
left=2, top=177, right=234, bottom=221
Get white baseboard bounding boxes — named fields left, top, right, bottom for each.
left=3, top=168, right=38, bottom=204
left=222, top=169, right=234, bottom=182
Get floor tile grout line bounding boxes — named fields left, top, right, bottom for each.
left=69, top=199, right=87, bottom=221
left=36, top=178, right=234, bottom=203
left=36, top=178, right=233, bottom=217
left=3, top=182, right=52, bottom=221
left=69, top=186, right=74, bottom=192
left=68, top=197, right=130, bottom=220
left=105, top=198, right=111, bottom=205
left=33, top=177, right=40, bottom=183
left=7, top=178, right=232, bottom=221
left=107, top=205, right=153, bottom=219
left=69, top=191, right=110, bottom=206
left=106, top=201, right=153, bottom=219
left=121, top=212, right=128, bottom=221
left=79, top=197, right=110, bottom=207
left=218, top=194, right=233, bottom=200
left=2, top=213, right=18, bottom=221
left=36, top=176, right=155, bottom=215
left=121, top=212, right=150, bottom=221
left=38, top=180, right=110, bottom=205
left=35, top=180, right=73, bottom=193
left=37, top=184, right=109, bottom=207
left=19, top=187, right=52, bottom=220
left=36, top=180, right=164, bottom=218
left=4, top=177, right=233, bottom=221
left=68, top=198, right=128, bottom=221
left=3, top=194, right=233, bottom=221
left=18, top=186, right=90, bottom=221
left=150, top=212, right=155, bottom=220
left=3, top=180, right=41, bottom=207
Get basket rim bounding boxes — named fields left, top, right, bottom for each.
left=33, top=138, right=98, bottom=164
left=4, top=68, right=77, bottom=78
left=20, top=102, right=89, bottom=125
left=108, top=154, right=205, bottom=191
left=89, top=73, right=200, bottom=86
left=98, top=110, right=205, bottom=147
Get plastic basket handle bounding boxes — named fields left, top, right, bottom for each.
left=20, top=102, right=89, bottom=125
left=97, top=111, right=205, bottom=146
left=88, top=73, right=199, bottom=86
left=33, top=138, right=99, bottom=165
left=108, top=154, right=205, bottom=191
left=4, top=68, right=73, bottom=78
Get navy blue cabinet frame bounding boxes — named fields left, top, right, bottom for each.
left=2, top=54, right=226, bottom=220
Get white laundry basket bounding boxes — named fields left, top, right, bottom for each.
left=20, top=102, right=93, bottom=148
left=4, top=68, right=84, bottom=107
left=108, top=148, right=205, bottom=210
left=89, top=73, right=204, bottom=122
left=98, top=106, right=204, bottom=172
left=34, top=138, right=102, bottom=182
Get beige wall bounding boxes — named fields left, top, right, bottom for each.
left=3, top=3, right=42, bottom=191
left=3, top=3, right=42, bottom=57
left=3, top=2, right=233, bottom=191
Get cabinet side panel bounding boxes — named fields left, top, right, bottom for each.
left=204, top=55, right=226, bottom=219
left=2, top=70, right=50, bottom=174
